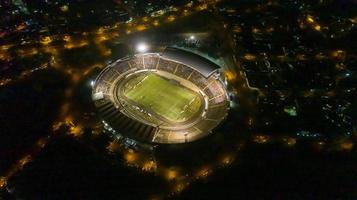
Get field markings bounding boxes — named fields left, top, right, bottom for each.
left=124, top=73, right=201, bottom=123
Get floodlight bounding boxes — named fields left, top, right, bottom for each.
left=136, top=42, right=149, bottom=52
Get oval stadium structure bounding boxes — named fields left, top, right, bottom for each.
left=92, top=47, right=230, bottom=144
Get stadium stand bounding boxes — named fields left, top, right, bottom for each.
left=157, top=58, right=177, bottom=73
left=142, top=54, right=160, bottom=69
left=93, top=48, right=229, bottom=144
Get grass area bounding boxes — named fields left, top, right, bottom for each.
left=123, top=73, right=202, bottom=122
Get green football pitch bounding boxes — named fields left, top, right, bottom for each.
left=123, top=73, right=202, bottom=123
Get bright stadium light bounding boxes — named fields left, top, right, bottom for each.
left=189, top=35, right=195, bottom=40
left=136, top=42, right=149, bottom=53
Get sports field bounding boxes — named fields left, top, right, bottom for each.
left=123, top=73, right=202, bottom=123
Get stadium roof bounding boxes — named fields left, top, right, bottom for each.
left=161, top=47, right=220, bottom=77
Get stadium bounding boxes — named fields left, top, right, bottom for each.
left=92, top=47, right=230, bottom=144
